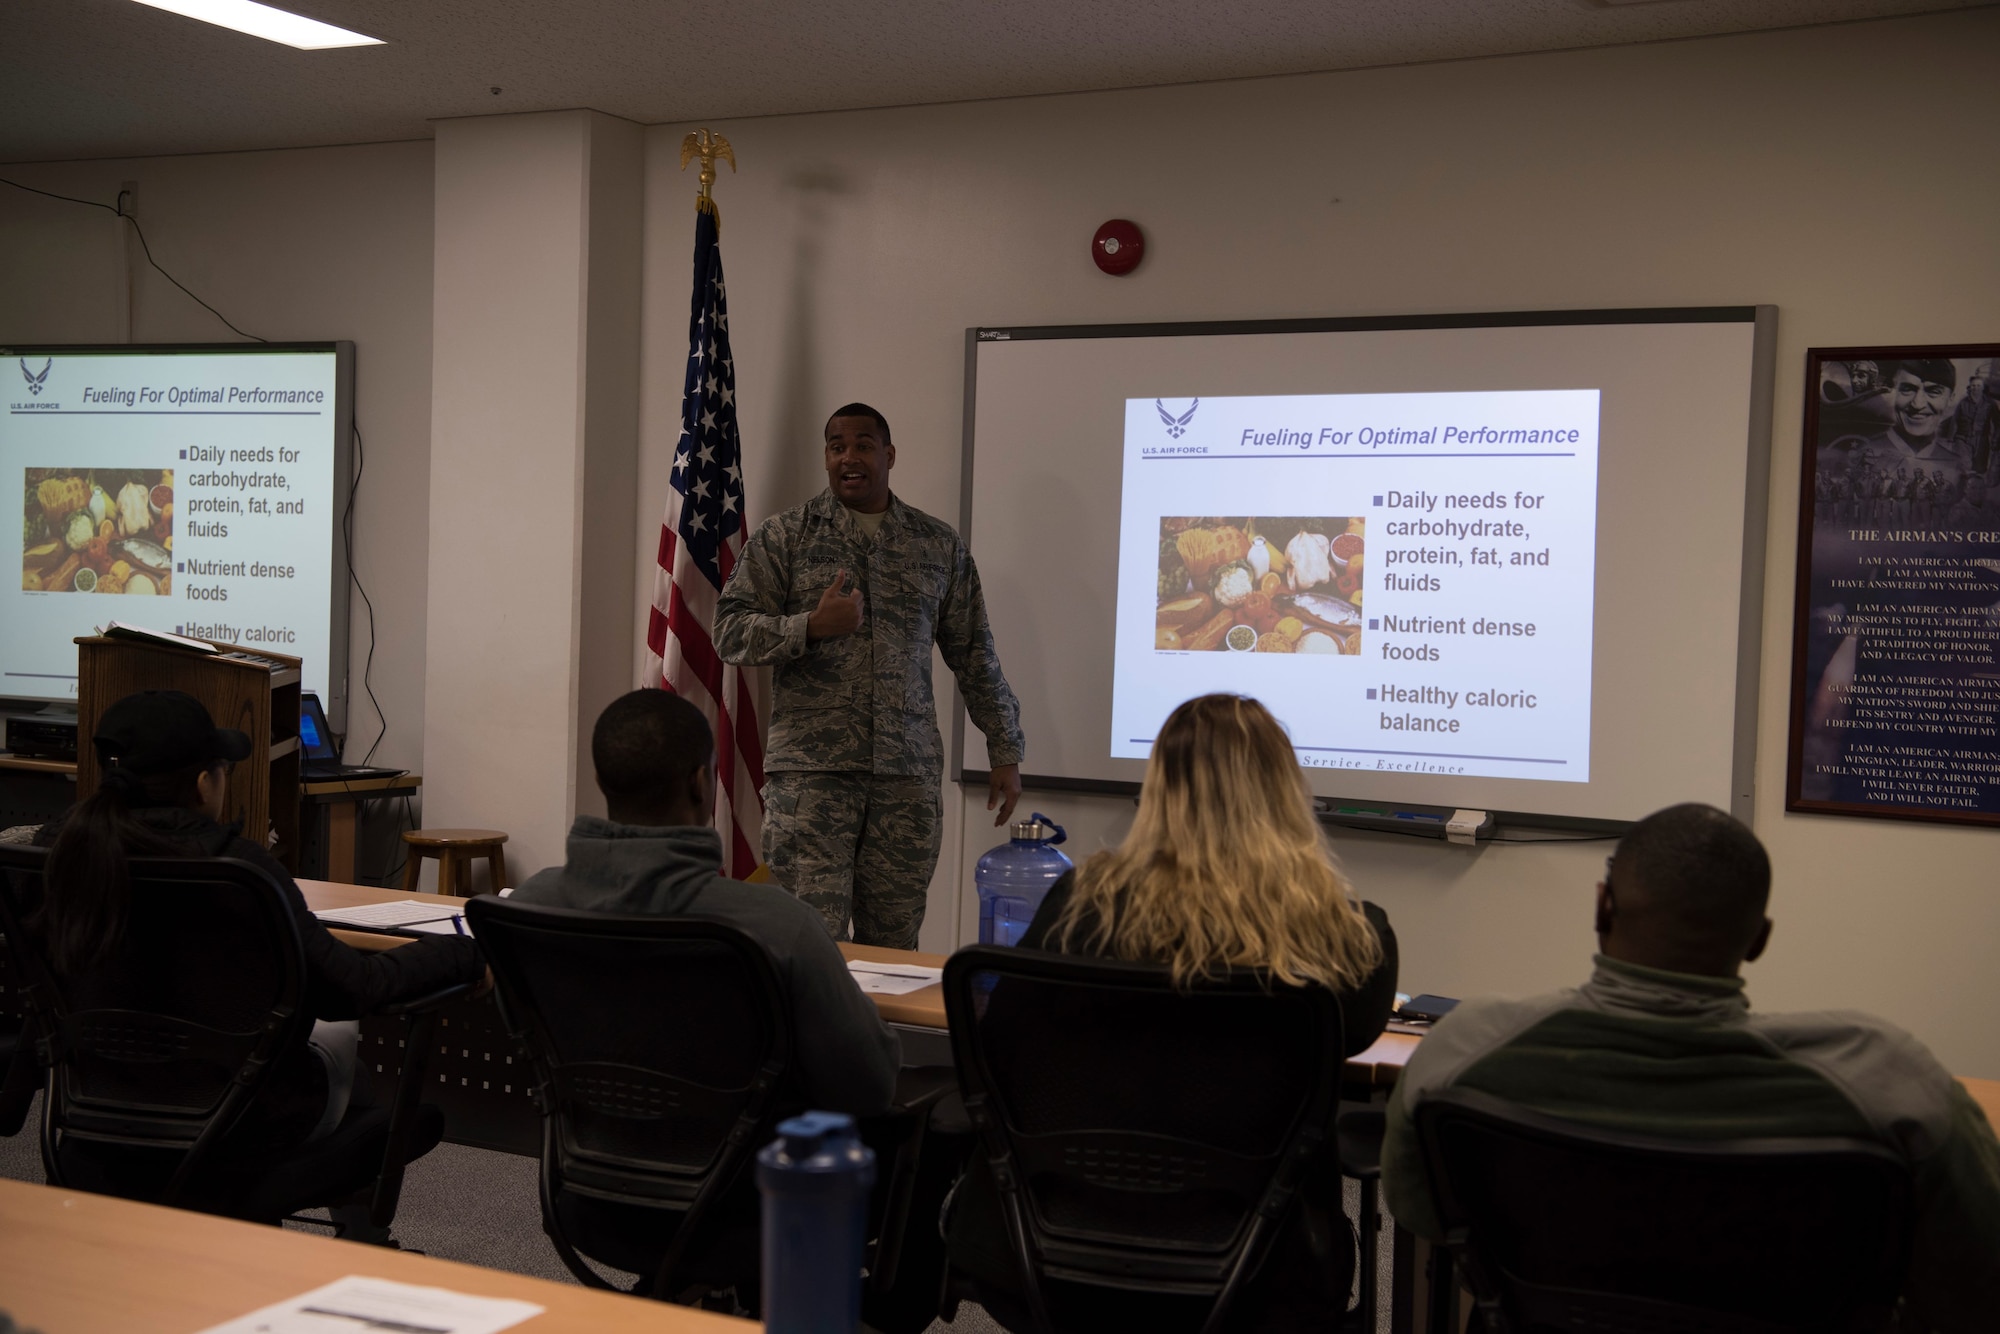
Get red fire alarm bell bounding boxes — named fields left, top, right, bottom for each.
left=1092, top=219, right=1144, bottom=276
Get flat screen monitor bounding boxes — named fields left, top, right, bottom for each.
left=3, top=342, right=353, bottom=721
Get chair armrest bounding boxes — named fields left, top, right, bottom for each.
left=375, top=980, right=481, bottom=1018
left=890, top=1065, right=959, bottom=1116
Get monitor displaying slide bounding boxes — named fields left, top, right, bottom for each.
left=958, top=310, right=1775, bottom=826
left=3, top=343, right=352, bottom=714
left=1113, top=389, right=1600, bottom=784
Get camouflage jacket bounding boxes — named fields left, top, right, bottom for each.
left=715, top=489, right=1025, bottom=776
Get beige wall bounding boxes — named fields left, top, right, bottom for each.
left=0, top=141, right=436, bottom=771
left=638, top=7, right=2000, bottom=1071
left=425, top=111, right=644, bottom=887
left=576, top=117, right=646, bottom=823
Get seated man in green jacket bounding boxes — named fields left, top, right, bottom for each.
left=1381, top=803, right=2000, bottom=1332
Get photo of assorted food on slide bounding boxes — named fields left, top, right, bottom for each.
left=23, top=468, right=174, bottom=597
left=1155, top=516, right=1366, bottom=655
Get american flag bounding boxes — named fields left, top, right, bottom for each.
left=644, top=202, right=765, bottom=877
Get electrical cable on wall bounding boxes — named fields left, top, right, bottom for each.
left=344, top=422, right=389, bottom=764
left=1, top=176, right=267, bottom=343
left=360, top=792, right=418, bottom=889
left=341, top=419, right=414, bottom=886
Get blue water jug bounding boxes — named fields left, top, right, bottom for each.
left=757, top=1111, right=876, bottom=1334
left=975, top=812, right=1073, bottom=947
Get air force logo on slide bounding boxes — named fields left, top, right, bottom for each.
left=21, top=358, right=51, bottom=396
left=1156, top=397, right=1198, bottom=439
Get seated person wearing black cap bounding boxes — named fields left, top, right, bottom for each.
left=33, top=690, right=486, bottom=1153
left=515, top=688, right=898, bottom=1115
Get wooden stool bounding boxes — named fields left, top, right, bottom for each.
left=401, top=828, right=508, bottom=897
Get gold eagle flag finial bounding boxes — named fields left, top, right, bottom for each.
left=680, top=129, right=736, bottom=224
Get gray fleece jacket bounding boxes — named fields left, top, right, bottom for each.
left=514, top=818, right=899, bottom=1116
left=1382, top=955, right=2000, bottom=1332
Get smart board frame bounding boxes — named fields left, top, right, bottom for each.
left=2, top=340, right=355, bottom=728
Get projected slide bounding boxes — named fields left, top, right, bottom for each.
left=1111, top=389, right=1600, bottom=782
left=5, top=349, right=339, bottom=702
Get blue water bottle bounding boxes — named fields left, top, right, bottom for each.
left=757, top=1111, right=877, bottom=1333
left=975, top=812, right=1073, bottom=947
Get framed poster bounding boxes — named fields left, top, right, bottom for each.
left=1788, top=345, right=2000, bottom=825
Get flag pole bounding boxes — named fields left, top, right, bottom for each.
left=647, top=128, right=765, bottom=878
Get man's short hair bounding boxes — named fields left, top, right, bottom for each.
left=1611, top=803, right=1770, bottom=957
left=825, top=402, right=891, bottom=447
left=1889, top=359, right=1957, bottom=393
left=592, top=689, right=713, bottom=802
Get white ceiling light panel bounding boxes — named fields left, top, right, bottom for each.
left=129, top=0, right=384, bottom=49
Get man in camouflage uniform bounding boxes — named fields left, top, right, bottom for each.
left=715, top=403, right=1025, bottom=948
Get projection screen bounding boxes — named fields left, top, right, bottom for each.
left=953, top=308, right=1777, bottom=828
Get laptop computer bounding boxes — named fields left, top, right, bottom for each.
left=300, top=692, right=405, bottom=781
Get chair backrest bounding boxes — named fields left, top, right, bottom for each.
left=0, top=877, right=30, bottom=1136
left=0, top=845, right=308, bottom=1198
left=1413, top=1085, right=1915, bottom=1334
left=463, top=894, right=793, bottom=1215
left=943, top=944, right=1343, bottom=1334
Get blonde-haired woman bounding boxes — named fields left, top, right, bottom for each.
left=1025, top=692, right=1391, bottom=1004
left=948, top=693, right=1398, bottom=1332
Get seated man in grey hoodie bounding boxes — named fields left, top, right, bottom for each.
left=515, top=687, right=899, bottom=1118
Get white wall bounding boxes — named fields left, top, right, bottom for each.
left=425, top=111, right=644, bottom=888
left=638, top=7, right=2000, bottom=1073
left=576, top=118, right=646, bottom=822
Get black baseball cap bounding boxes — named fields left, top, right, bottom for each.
left=93, top=690, right=252, bottom=776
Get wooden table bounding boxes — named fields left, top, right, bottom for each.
left=0, top=1176, right=749, bottom=1333
left=843, top=940, right=948, bottom=1028
left=0, top=755, right=418, bottom=886
left=0, top=752, right=77, bottom=832
left=0, top=754, right=77, bottom=776
left=299, top=879, right=1421, bottom=1087
left=1964, top=1076, right=2000, bottom=1125
left=301, top=771, right=422, bottom=884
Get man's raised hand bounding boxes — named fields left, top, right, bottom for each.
left=807, top=568, right=865, bottom=641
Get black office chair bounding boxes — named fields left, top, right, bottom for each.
left=0, top=940, right=34, bottom=1137
left=942, top=944, right=1346, bottom=1334
left=0, top=1027, right=31, bottom=1137
left=1412, top=1085, right=1916, bottom=1334
left=464, top=894, right=794, bottom=1305
left=0, top=845, right=466, bottom=1236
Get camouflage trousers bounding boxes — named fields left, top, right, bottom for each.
left=761, top=771, right=943, bottom=950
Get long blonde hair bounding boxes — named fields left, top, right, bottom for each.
left=1051, top=694, right=1382, bottom=990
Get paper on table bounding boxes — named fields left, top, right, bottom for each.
left=314, top=900, right=461, bottom=929
left=196, top=1275, right=542, bottom=1334
left=847, top=959, right=943, bottom=996
left=102, top=620, right=217, bottom=654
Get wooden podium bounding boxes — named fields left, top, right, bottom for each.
left=74, top=635, right=304, bottom=869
